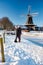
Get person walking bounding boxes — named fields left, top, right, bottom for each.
left=15, top=26, right=22, bottom=42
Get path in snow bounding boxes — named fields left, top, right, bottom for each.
left=1, top=34, right=42, bottom=65
left=0, top=32, right=43, bottom=65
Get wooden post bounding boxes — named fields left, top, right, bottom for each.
left=0, top=37, right=5, bottom=62
left=3, top=32, right=5, bottom=43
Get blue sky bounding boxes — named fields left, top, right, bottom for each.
left=0, top=0, right=43, bottom=26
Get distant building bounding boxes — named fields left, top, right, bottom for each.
left=35, top=26, right=43, bottom=31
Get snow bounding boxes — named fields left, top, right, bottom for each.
left=22, top=31, right=43, bottom=37
left=0, top=31, right=43, bottom=65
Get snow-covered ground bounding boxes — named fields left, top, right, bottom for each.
left=0, top=31, right=43, bottom=65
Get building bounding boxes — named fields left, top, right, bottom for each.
left=25, top=14, right=36, bottom=31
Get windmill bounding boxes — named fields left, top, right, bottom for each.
left=21, top=5, right=38, bottom=31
